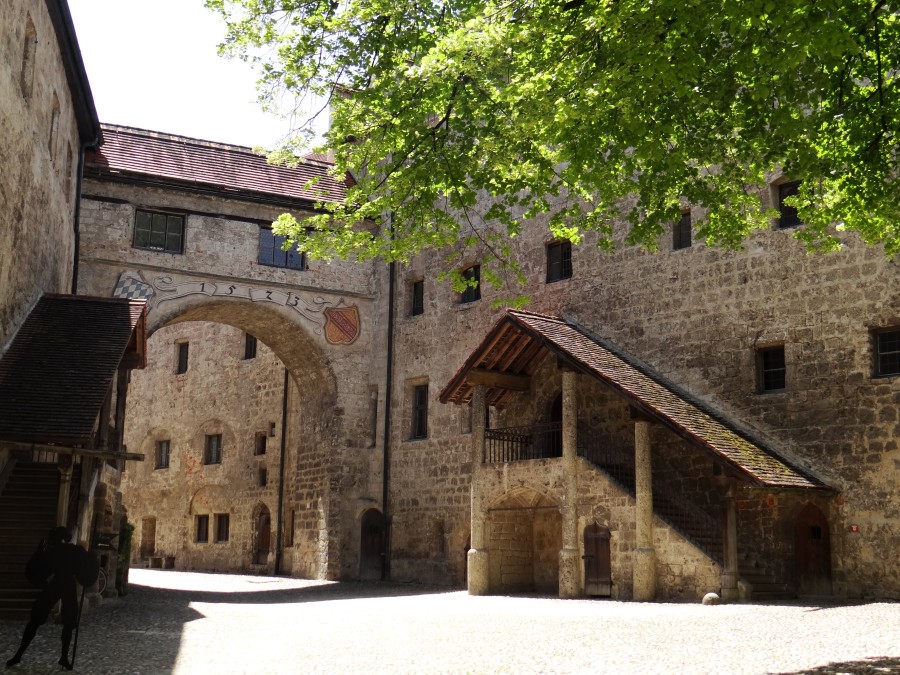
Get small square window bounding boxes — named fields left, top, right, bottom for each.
left=244, top=333, right=257, bottom=360
left=411, top=279, right=424, bottom=316
left=460, top=266, right=481, bottom=304
left=546, top=241, right=573, bottom=282
left=258, top=228, right=305, bottom=270
left=254, top=432, right=267, bottom=456
left=155, top=440, right=170, bottom=470
left=777, top=181, right=802, bottom=229
left=412, top=384, right=428, bottom=439
left=176, top=342, right=189, bottom=375
left=757, top=346, right=786, bottom=393
left=874, top=328, right=900, bottom=377
left=673, top=212, right=692, bottom=250
left=134, top=209, right=184, bottom=253
left=196, top=515, right=209, bottom=543
left=204, top=434, right=222, bottom=465
left=214, top=513, right=230, bottom=542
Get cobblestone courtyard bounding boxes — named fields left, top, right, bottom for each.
left=2, top=570, right=899, bottom=674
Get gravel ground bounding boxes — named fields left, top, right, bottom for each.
left=2, top=569, right=899, bottom=674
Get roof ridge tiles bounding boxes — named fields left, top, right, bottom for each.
left=99, top=123, right=336, bottom=167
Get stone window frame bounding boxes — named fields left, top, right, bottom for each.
left=460, top=265, right=481, bottom=304
left=214, top=513, right=230, bottom=543
left=258, top=227, right=306, bottom=270
left=409, top=380, right=429, bottom=440
left=204, top=433, right=223, bottom=465
left=258, top=467, right=268, bottom=487
left=546, top=240, right=573, bottom=283
left=20, top=14, right=37, bottom=101
left=774, top=179, right=803, bottom=229
left=133, top=207, right=186, bottom=254
left=756, top=345, right=787, bottom=393
left=243, top=333, right=258, bottom=360
left=195, top=515, right=210, bottom=543
left=175, top=340, right=189, bottom=375
left=254, top=432, right=267, bottom=456
left=154, top=439, right=171, bottom=470
left=672, top=210, right=692, bottom=251
left=872, top=327, right=900, bottom=378
left=410, top=278, right=425, bottom=316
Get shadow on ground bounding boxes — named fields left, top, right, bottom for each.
left=778, top=656, right=900, bottom=673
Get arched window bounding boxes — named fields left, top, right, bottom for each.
left=20, top=15, right=37, bottom=100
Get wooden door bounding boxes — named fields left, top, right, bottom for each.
left=140, top=517, right=156, bottom=559
left=583, top=522, right=611, bottom=597
left=255, top=510, right=271, bottom=564
left=795, top=503, right=832, bottom=596
left=359, top=509, right=386, bottom=580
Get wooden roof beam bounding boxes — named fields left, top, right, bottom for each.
left=466, top=368, right=531, bottom=392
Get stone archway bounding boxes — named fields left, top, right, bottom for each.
left=150, top=297, right=339, bottom=407
left=252, top=503, right=272, bottom=565
left=486, top=487, right=561, bottom=594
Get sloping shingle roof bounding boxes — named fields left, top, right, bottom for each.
left=440, top=310, right=825, bottom=490
left=0, top=295, right=146, bottom=446
left=84, top=124, right=348, bottom=206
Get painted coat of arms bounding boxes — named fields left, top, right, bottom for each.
left=323, top=305, right=361, bottom=345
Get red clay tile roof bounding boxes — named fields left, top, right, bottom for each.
left=440, top=310, right=825, bottom=489
left=84, top=124, right=348, bottom=206
left=0, top=295, right=146, bottom=446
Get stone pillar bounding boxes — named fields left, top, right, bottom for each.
left=56, top=454, right=74, bottom=527
left=468, top=384, right=490, bottom=595
left=632, top=417, right=656, bottom=601
left=559, top=369, right=579, bottom=598
left=721, top=481, right=739, bottom=601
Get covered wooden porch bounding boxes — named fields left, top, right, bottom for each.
left=441, top=310, right=832, bottom=600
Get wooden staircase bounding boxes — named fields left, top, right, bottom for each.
left=578, top=438, right=792, bottom=601
left=0, top=461, right=60, bottom=619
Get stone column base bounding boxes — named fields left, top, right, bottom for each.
left=558, top=547, right=580, bottom=599
left=633, top=547, right=657, bottom=601
left=721, top=571, right=739, bottom=602
left=467, top=549, right=490, bottom=595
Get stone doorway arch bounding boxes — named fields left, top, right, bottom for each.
left=359, top=508, right=386, bottom=580
left=486, top=487, right=561, bottom=594
left=253, top=503, right=272, bottom=565
left=795, top=502, right=832, bottom=596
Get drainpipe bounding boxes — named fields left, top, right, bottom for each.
left=274, top=367, right=289, bottom=574
left=381, top=225, right=396, bottom=581
left=71, top=140, right=94, bottom=295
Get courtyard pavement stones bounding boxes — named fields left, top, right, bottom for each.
left=2, top=570, right=899, bottom=674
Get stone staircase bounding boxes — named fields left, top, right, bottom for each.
left=578, top=439, right=791, bottom=601
left=0, top=461, right=60, bottom=619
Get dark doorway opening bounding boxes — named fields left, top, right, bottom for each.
left=254, top=506, right=271, bottom=565
left=583, top=522, right=612, bottom=597
left=140, top=516, right=156, bottom=560
left=795, top=503, right=832, bottom=596
left=360, top=508, right=386, bottom=580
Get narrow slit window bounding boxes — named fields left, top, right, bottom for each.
left=176, top=342, right=189, bottom=374
left=411, top=280, right=424, bottom=316
left=412, top=384, right=429, bottom=439
left=673, top=212, right=692, bottom=250
left=460, top=266, right=481, bottom=304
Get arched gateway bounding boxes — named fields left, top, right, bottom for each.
left=75, top=125, right=382, bottom=581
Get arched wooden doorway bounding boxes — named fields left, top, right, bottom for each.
left=254, top=506, right=271, bottom=565
left=795, top=503, right=832, bottom=596
left=583, top=522, right=612, bottom=597
left=359, top=508, right=386, bottom=580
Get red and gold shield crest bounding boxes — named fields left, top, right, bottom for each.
left=324, top=305, right=361, bottom=345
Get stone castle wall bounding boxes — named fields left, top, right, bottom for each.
left=0, top=0, right=83, bottom=348
left=79, top=180, right=387, bottom=581
left=388, top=198, right=900, bottom=599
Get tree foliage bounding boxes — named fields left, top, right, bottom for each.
left=207, top=0, right=900, bottom=279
